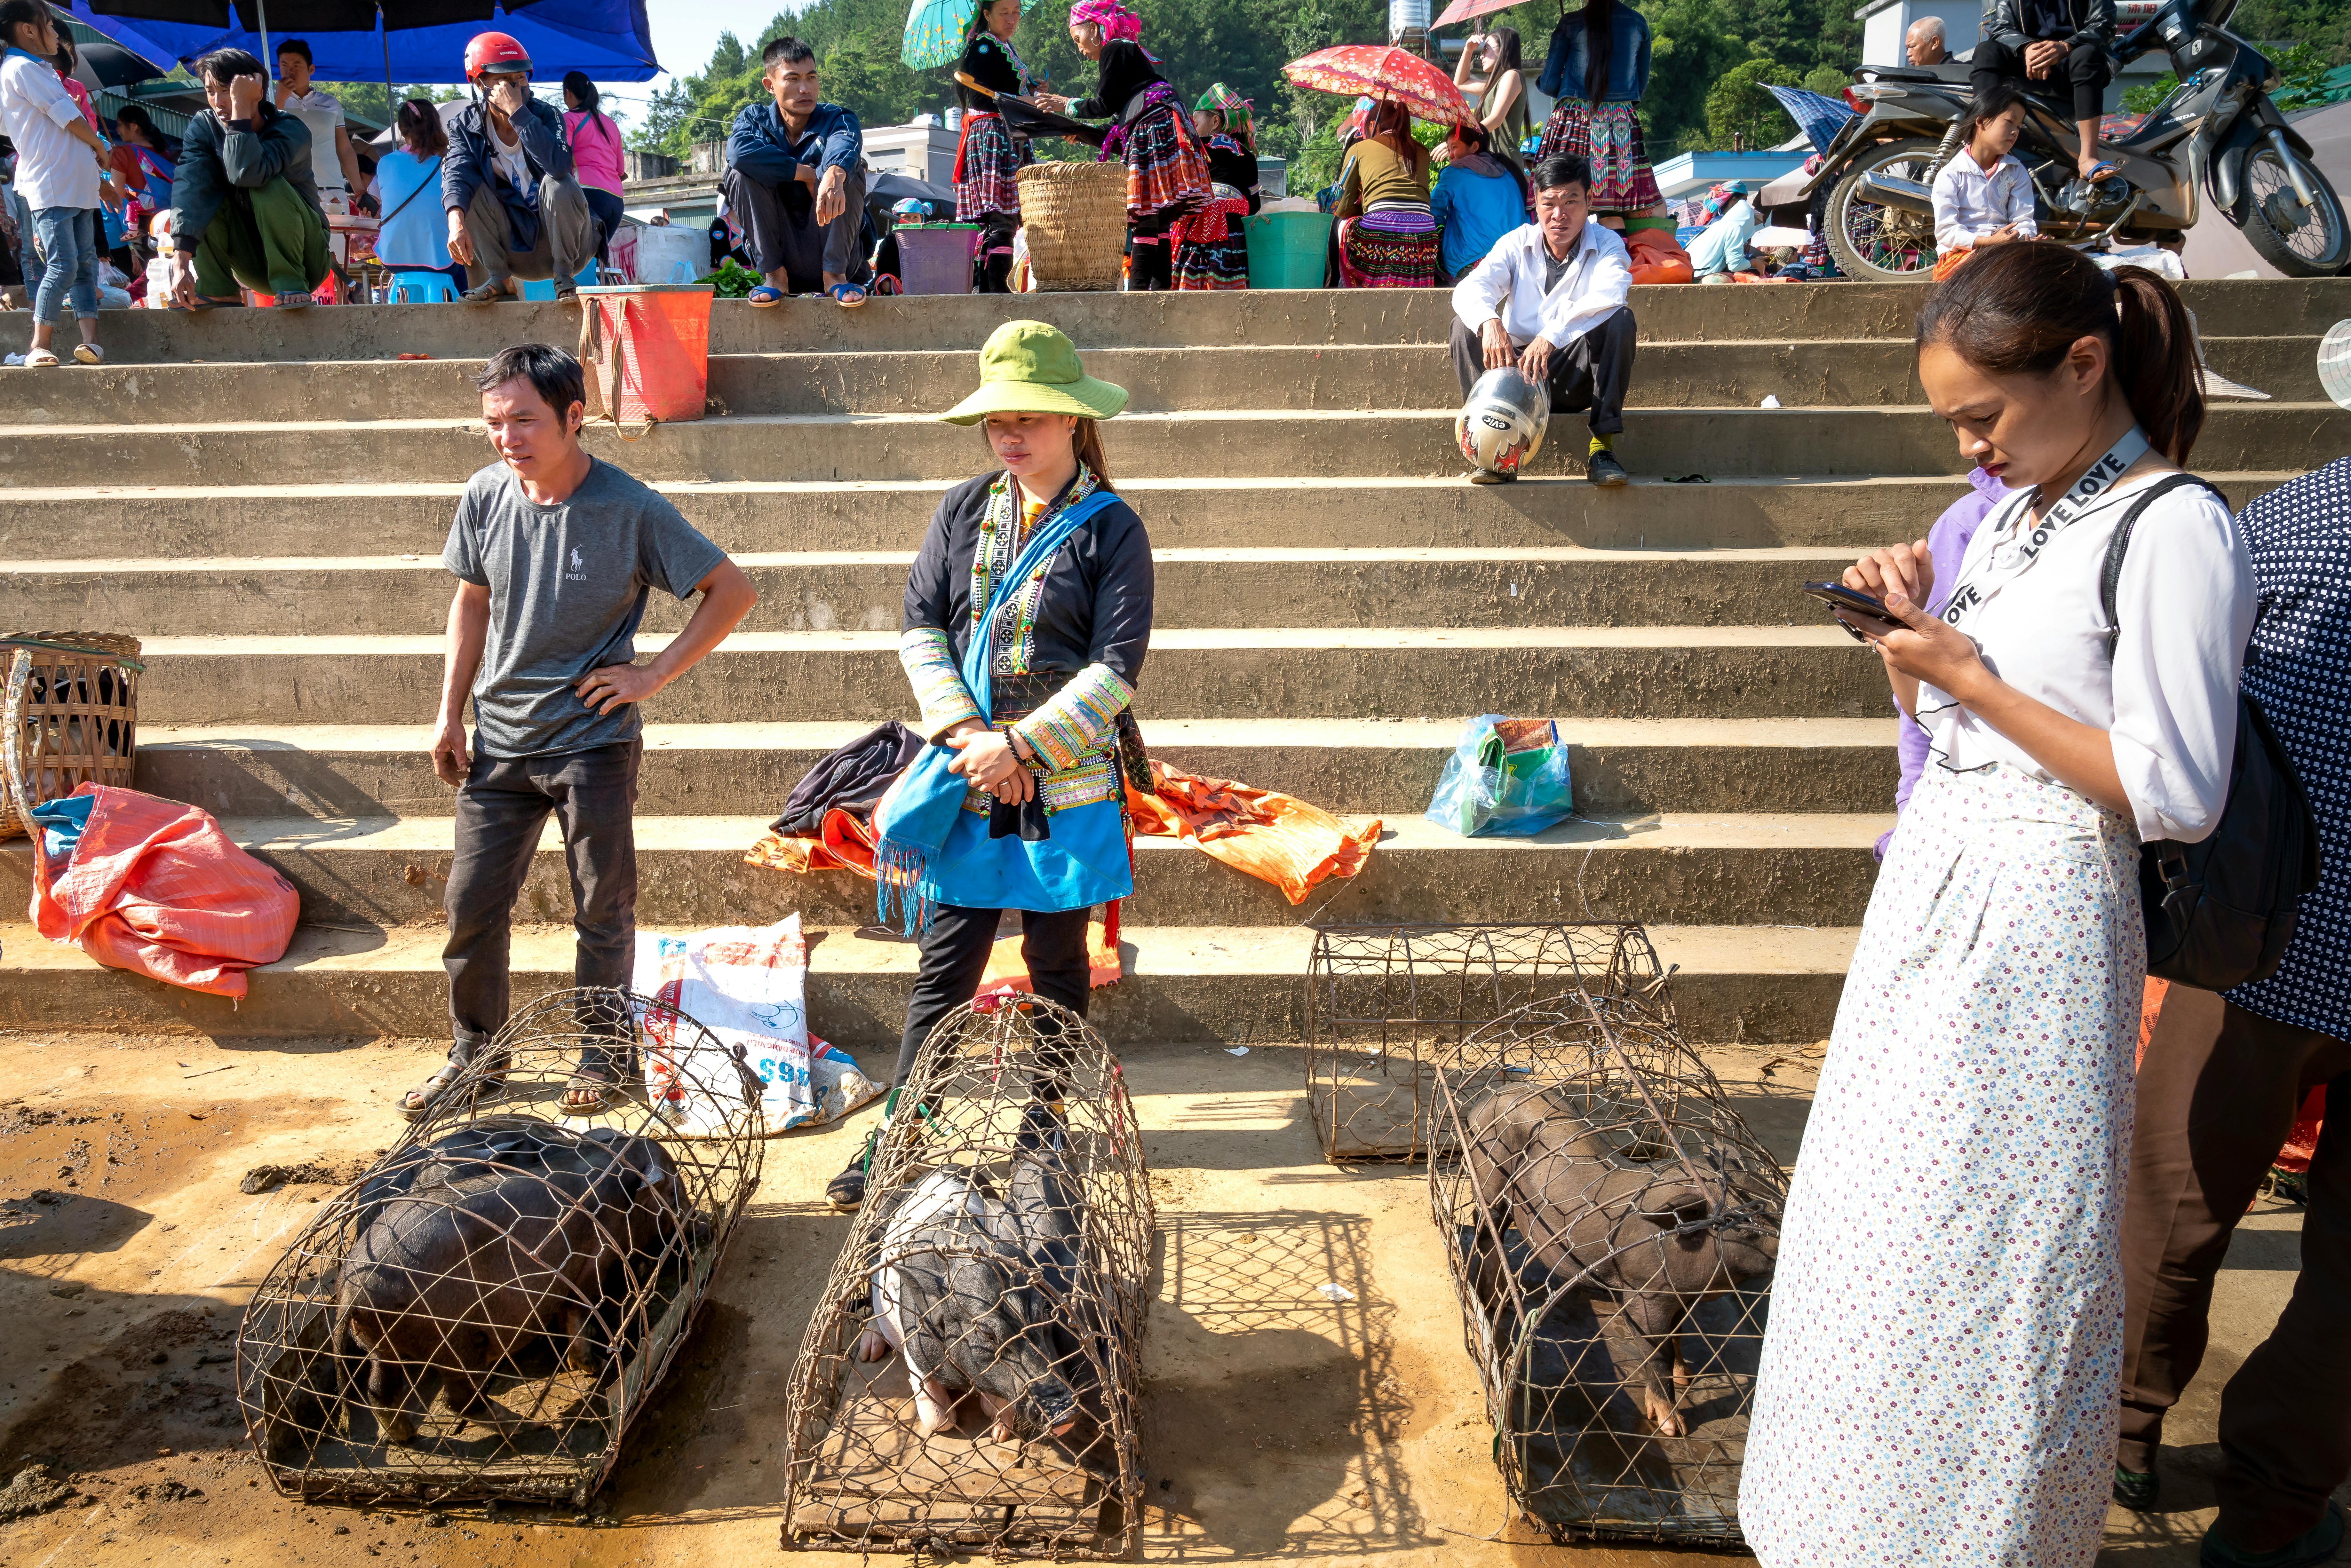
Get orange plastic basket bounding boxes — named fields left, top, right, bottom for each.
left=578, top=283, right=715, bottom=427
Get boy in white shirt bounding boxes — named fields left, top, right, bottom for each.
left=0, top=0, right=107, bottom=365
left=272, top=38, right=368, bottom=210
left=1930, top=84, right=2038, bottom=275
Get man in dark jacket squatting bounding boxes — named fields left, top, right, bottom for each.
left=443, top=30, right=598, bottom=304
left=167, top=48, right=330, bottom=308
left=721, top=36, right=869, bottom=306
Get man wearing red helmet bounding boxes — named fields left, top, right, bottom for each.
left=440, top=31, right=597, bottom=303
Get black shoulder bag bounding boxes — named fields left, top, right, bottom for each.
left=2101, top=472, right=2320, bottom=990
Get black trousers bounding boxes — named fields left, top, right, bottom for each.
left=974, top=211, right=1017, bottom=293
left=886, top=903, right=1092, bottom=1091
left=720, top=164, right=867, bottom=292
left=1449, top=305, right=1637, bottom=437
left=443, top=739, right=641, bottom=1056
left=582, top=185, right=624, bottom=265
left=1971, top=36, right=2111, bottom=125
left=2120, top=986, right=2351, bottom=1552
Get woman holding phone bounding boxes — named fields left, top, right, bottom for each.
left=1742, top=242, right=2256, bottom=1563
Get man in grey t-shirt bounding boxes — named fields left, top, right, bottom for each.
left=406, top=342, right=756, bottom=1120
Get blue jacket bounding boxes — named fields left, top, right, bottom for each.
left=1537, top=5, right=1652, bottom=106
left=727, top=99, right=863, bottom=189
left=441, top=94, right=574, bottom=218
left=1431, top=161, right=1528, bottom=280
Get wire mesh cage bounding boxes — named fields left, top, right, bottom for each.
left=1427, top=991, right=1784, bottom=1546
left=1305, top=923, right=1673, bottom=1162
left=782, top=994, right=1154, bottom=1558
left=237, top=987, right=765, bottom=1508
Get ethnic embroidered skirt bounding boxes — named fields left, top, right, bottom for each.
left=954, top=112, right=1029, bottom=219
left=1535, top=101, right=1664, bottom=215
left=1740, top=763, right=2142, bottom=1567
left=1173, top=187, right=1250, bottom=289
left=1337, top=203, right=1439, bottom=288
left=1123, top=102, right=1212, bottom=224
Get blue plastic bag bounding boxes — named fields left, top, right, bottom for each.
left=1424, top=716, right=1574, bottom=837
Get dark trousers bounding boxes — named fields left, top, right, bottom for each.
left=583, top=185, right=625, bottom=265
left=975, top=211, right=1017, bottom=293
left=1971, top=36, right=2112, bottom=125
left=2119, top=985, right=2351, bottom=1552
left=443, top=739, right=642, bottom=1057
left=886, top=903, right=1092, bottom=1091
left=1449, top=305, right=1637, bottom=437
left=720, top=163, right=867, bottom=291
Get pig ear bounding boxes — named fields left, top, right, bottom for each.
left=1635, top=1184, right=1716, bottom=1226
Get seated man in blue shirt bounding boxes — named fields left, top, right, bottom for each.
left=721, top=37, right=869, bottom=306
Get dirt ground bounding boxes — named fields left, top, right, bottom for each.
left=0, top=1030, right=2324, bottom=1568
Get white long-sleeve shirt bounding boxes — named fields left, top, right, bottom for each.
left=1450, top=218, right=1631, bottom=351
left=1917, top=466, right=2255, bottom=843
left=1930, top=148, right=2037, bottom=254
left=0, top=50, right=100, bottom=212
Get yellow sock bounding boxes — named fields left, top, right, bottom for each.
left=1589, top=433, right=1615, bottom=456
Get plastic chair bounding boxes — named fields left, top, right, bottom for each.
left=390, top=270, right=459, bottom=304
left=518, top=260, right=601, bottom=301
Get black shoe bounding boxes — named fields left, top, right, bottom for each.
left=825, top=1159, right=868, bottom=1212
left=1586, top=450, right=1629, bottom=487
left=2202, top=1504, right=2347, bottom=1568
left=2113, top=1465, right=2161, bottom=1512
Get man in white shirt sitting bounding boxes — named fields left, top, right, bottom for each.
left=1450, top=152, right=1637, bottom=487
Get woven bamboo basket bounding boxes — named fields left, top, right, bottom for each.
left=1018, top=161, right=1129, bottom=291
left=0, top=631, right=143, bottom=841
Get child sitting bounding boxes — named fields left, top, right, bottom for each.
left=1929, top=83, right=2036, bottom=280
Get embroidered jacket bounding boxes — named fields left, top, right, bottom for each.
left=899, top=468, right=1154, bottom=810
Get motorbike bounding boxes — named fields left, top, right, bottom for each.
left=1797, top=0, right=2348, bottom=281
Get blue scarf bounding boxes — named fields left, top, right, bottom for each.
left=873, top=487, right=1124, bottom=934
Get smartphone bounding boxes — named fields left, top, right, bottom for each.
left=1801, top=580, right=1907, bottom=639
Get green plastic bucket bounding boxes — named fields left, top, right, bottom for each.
left=1244, top=210, right=1333, bottom=289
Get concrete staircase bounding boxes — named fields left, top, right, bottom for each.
left=3, top=281, right=2344, bottom=1046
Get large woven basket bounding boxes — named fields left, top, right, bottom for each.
left=1018, top=160, right=1129, bottom=291
left=1, top=632, right=142, bottom=841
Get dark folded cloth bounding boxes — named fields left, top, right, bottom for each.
left=771, top=720, right=925, bottom=836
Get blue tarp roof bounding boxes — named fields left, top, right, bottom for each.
left=69, top=0, right=660, bottom=83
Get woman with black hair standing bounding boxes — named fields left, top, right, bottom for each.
left=562, top=71, right=625, bottom=265
left=954, top=0, right=1033, bottom=293
left=1533, top=0, right=1660, bottom=225
left=1741, top=243, right=2256, bottom=1564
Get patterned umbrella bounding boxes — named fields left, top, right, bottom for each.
left=1282, top=44, right=1468, bottom=123
left=905, top=0, right=1008, bottom=70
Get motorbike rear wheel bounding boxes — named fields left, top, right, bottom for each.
left=2233, top=145, right=2351, bottom=277
left=1823, top=137, right=1943, bottom=283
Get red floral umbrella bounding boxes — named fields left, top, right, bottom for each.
left=1282, top=44, right=1469, bottom=124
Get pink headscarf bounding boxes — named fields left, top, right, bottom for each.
left=1068, top=0, right=1142, bottom=44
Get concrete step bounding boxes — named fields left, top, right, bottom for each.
left=9, top=406, right=2344, bottom=486
left=135, top=717, right=1898, bottom=820
left=0, top=337, right=2319, bottom=422
left=7, top=546, right=1873, bottom=636
left=0, top=919, right=1859, bottom=1045
left=0, top=810, right=1890, bottom=930
left=128, top=627, right=1890, bottom=726
left=73, top=278, right=2351, bottom=363
left=0, top=474, right=2296, bottom=559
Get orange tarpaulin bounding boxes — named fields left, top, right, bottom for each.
left=29, top=784, right=298, bottom=1000
left=1625, top=226, right=1694, bottom=286
left=1127, top=761, right=1380, bottom=906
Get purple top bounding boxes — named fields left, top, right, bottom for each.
left=1875, top=465, right=2010, bottom=860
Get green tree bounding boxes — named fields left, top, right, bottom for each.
left=1801, top=64, right=1847, bottom=96
left=1703, top=53, right=1798, bottom=147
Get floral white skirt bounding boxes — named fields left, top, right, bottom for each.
left=1740, top=762, right=2143, bottom=1566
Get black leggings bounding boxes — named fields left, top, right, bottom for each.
left=887, top=903, right=1092, bottom=1091
left=1971, top=37, right=2112, bottom=125
left=1129, top=214, right=1175, bottom=291
left=975, top=211, right=1017, bottom=293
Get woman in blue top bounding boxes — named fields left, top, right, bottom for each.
left=1534, top=0, right=1664, bottom=223
left=1430, top=119, right=1528, bottom=281
left=372, top=99, right=456, bottom=279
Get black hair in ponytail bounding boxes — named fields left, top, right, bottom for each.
left=1916, top=241, right=2205, bottom=465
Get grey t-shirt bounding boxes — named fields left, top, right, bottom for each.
left=442, top=458, right=728, bottom=758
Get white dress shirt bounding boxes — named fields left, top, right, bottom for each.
left=1450, top=218, right=1632, bottom=351
left=0, top=51, right=100, bottom=212
left=1917, top=467, right=2255, bottom=843
left=1930, top=148, right=2037, bottom=254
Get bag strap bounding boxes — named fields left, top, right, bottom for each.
left=374, top=156, right=441, bottom=228
left=2099, top=471, right=2224, bottom=658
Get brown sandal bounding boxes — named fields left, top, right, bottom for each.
left=399, top=1061, right=468, bottom=1123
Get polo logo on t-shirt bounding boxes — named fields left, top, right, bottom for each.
left=566, top=547, right=587, bottom=582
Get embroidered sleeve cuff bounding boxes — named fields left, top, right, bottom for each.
left=900, top=626, right=984, bottom=739
left=1012, top=662, right=1134, bottom=771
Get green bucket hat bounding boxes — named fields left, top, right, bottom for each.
left=940, top=320, right=1129, bottom=425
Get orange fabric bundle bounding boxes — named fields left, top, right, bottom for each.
left=744, top=809, right=881, bottom=879
left=1127, top=762, right=1379, bottom=905
left=978, top=904, right=1124, bottom=997
left=30, top=784, right=298, bottom=999
left=1932, top=247, right=1974, bottom=282
left=1624, top=226, right=1693, bottom=286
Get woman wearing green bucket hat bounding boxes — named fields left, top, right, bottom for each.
left=827, top=320, right=1152, bottom=1210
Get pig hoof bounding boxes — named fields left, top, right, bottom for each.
left=854, top=1330, right=890, bottom=1364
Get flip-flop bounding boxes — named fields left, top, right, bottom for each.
left=460, top=282, right=507, bottom=305
left=189, top=295, right=246, bottom=310
left=828, top=281, right=868, bottom=308
left=2083, top=160, right=2121, bottom=183
left=747, top=283, right=787, bottom=306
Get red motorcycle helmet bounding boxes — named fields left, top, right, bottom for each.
left=464, top=31, right=532, bottom=81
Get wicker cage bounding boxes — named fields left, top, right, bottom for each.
left=0, top=631, right=141, bottom=840
left=1304, top=923, right=1673, bottom=1162
left=782, top=994, right=1154, bottom=1558
left=237, top=988, right=765, bottom=1509
left=1427, top=992, right=1785, bottom=1547
left=1018, top=161, right=1129, bottom=291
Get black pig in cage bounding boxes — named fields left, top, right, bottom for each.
left=1305, top=921, right=1671, bottom=1161
left=1428, top=991, right=1783, bottom=1545
left=781, top=994, right=1154, bottom=1558
left=237, top=988, right=764, bottom=1508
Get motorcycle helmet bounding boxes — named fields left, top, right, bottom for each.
left=1456, top=366, right=1550, bottom=478
left=465, top=31, right=532, bottom=83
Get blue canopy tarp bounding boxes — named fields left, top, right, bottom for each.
left=72, top=0, right=659, bottom=83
